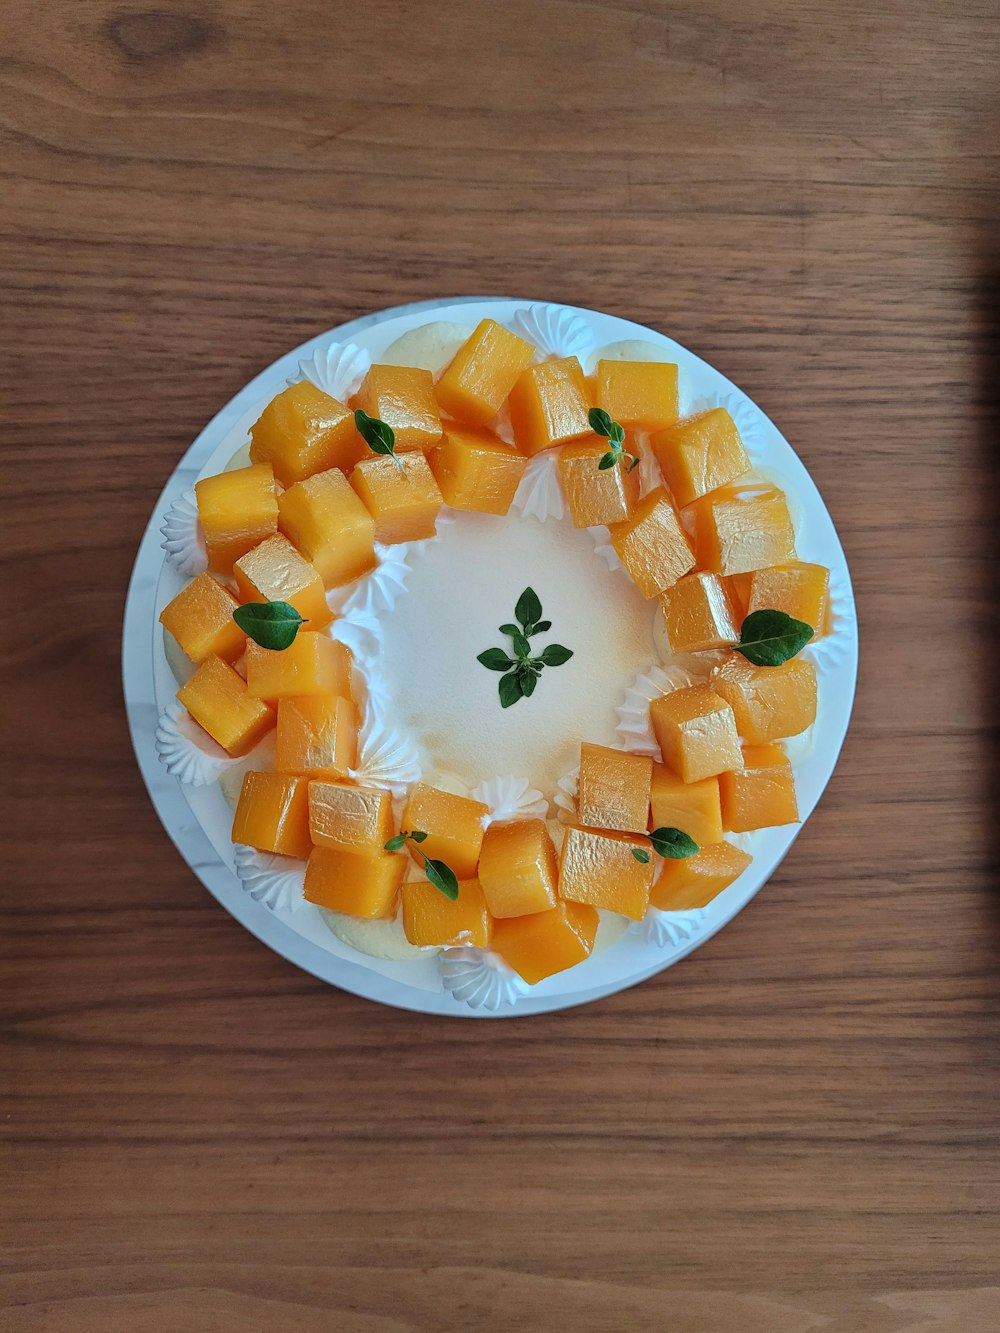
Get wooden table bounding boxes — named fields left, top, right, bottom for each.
left=4, top=1, right=998, bottom=1327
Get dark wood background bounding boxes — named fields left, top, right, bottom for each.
left=3, top=1, right=998, bottom=1328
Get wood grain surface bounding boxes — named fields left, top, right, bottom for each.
left=2, top=1, right=999, bottom=1328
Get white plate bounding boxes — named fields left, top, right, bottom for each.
left=123, top=298, right=858, bottom=1018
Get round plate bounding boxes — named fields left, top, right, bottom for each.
left=123, top=298, right=858, bottom=1017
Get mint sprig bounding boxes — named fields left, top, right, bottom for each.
left=588, top=406, right=640, bottom=473
left=477, top=588, right=573, bottom=708
left=232, top=600, right=307, bottom=651
left=355, top=408, right=405, bottom=474
left=631, top=827, right=700, bottom=864
left=384, top=829, right=458, bottom=900
left=737, top=609, right=814, bottom=667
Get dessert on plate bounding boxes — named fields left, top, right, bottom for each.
left=147, top=300, right=855, bottom=1014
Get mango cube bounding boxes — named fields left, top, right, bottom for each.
left=650, top=684, right=742, bottom=783
left=559, top=439, right=641, bottom=527
left=303, top=844, right=405, bottom=918
left=650, top=765, right=723, bottom=848
left=688, top=482, right=796, bottom=575
left=660, top=571, right=740, bottom=653
left=176, top=655, right=274, bottom=757
left=249, top=381, right=363, bottom=486
left=234, top=534, right=332, bottom=630
left=491, top=900, right=599, bottom=985
left=428, top=424, right=526, bottom=515
left=355, top=364, right=443, bottom=452
left=508, top=356, right=592, bottom=456
left=650, top=841, right=753, bottom=911
left=578, top=743, right=652, bottom=834
left=650, top=408, right=750, bottom=507
left=276, top=695, right=357, bottom=777
left=711, top=652, right=817, bottom=743
left=231, top=770, right=312, bottom=860
left=159, top=572, right=245, bottom=664
left=719, top=744, right=799, bottom=832
left=277, top=467, right=376, bottom=588
left=728, top=562, right=830, bottom=638
left=308, top=779, right=394, bottom=855
left=402, top=784, right=489, bottom=880
left=245, top=633, right=351, bottom=700
left=558, top=825, right=653, bottom=921
left=609, top=487, right=696, bottom=598
left=402, top=877, right=492, bottom=948
left=596, top=359, right=678, bottom=428
left=435, top=319, right=535, bottom=426
left=477, top=818, right=559, bottom=918
left=350, top=452, right=443, bottom=544
left=195, top=463, right=278, bottom=575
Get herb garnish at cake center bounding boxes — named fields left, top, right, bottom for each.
left=476, top=587, right=574, bottom=709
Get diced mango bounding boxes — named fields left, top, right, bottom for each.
left=277, top=467, right=376, bottom=588
left=596, top=359, right=678, bottom=428
left=711, top=652, right=817, bottom=743
left=650, top=765, right=724, bottom=848
left=688, top=482, right=796, bottom=576
left=308, top=779, right=394, bottom=855
left=609, top=487, right=695, bottom=597
left=159, top=572, right=245, bottom=664
left=401, top=876, right=492, bottom=948
left=233, top=534, right=332, bottom=630
left=650, top=684, right=742, bottom=783
left=491, top=900, right=599, bottom=985
left=195, top=463, right=278, bottom=575
left=728, top=562, right=830, bottom=638
left=350, top=452, right=443, bottom=544
left=719, top=743, right=799, bottom=832
left=427, top=424, right=526, bottom=515
left=477, top=818, right=559, bottom=918
left=231, top=770, right=312, bottom=860
left=558, top=825, right=653, bottom=921
left=354, top=364, right=443, bottom=452
left=578, top=743, right=652, bottom=834
left=303, top=844, right=405, bottom=918
left=508, top=356, right=591, bottom=456
left=245, top=633, right=351, bottom=701
left=660, top=571, right=740, bottom=653
left=650, top=408, right=750, bottom=507
left=176, top=655, right=274, bottom=757
left=249, top=381, right=363, bottom=486
left=402, top=784, right=489, bottom=880
left=650, top=841, right=753, bottom=911
left=275, top=695, right=357, bottom=777
left=559, top=439, right=641, bottom=527
left=435, top=319, right=535, bottom=426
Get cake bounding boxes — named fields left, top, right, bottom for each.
left=144, top=300, right=856, bottom=1014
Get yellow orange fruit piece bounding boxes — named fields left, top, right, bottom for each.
left=427, top=424, right=526, bottom=515
left=402, top=877, right=492, bottom=948
left=559, top=439, right=641, bottom=527
left=245, top=633, right=351, bottom=701
left=688, top=481, right=796, bottom=576
left=233, top=533, right=332, bottom=630
left=176, top=655, right=274, bottom=757
left=508, top=356, right=592, bottom=456
left=491, top=900, right=599, bottom=985
left=159, top=571, right=245, bottom=664
left=355, top=364, right=443, bottom=452
left=660, top=571, right=740, bottom=653
left=711, top=652, right=817, bottom=743
left=558, top=825, right=653, bottom=921
left=728, top=562, right=830, bottom=637
left=719, top=743, right=799, bottom=833
left=435, top=319, right=535, bottom=426
left=595, top=359, right=678, bottom=428
left=308, top=779, right=394, bottom=855
left=650, top=684, right=742, bottom=784
left=649, top=765, right=724, bottom=849
left=275, top=695, right=357, bottom=778
left=477, top=818, right=559, bottom=919
left=249, top=381, right=363, bottom=487
left=650, top=841, right=753, bottom=911
left=402, top=783, right=489, bottom=881
left=277, top=467, right=376, bottom=589
left=350, top=452, right=443, bottom=544
left=650, top=407, right=750, bottom=508
left=609, top=487, right=695, bottom=598
left=303, top=844, right=405, bottom=918
left=231, top=770, right=313, bottom=860
left=195, top=463, right=278, bottom=576
left=577, top=743, right=652, bottom=835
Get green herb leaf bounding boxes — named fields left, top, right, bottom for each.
left=609, top=421, right=625, bottom=445
left=737, top=608, right=814, bottom=667
left=632, top=847, right=652, bottom=864
left=384, top=834, right=408, bottom=853
left=588, top=406, right=615, bottom=438
left=499, top=672, right=523, bottom=708
left=424, top=857, right=460, bottom=900
left=521, top=670, right=537, bottom=698
left=531, top=620, right=552, bottom=634
left=598, top=450, right=620, bottom=471
left=232, top=600, right=307, bottom=651
left=515, top=587, right=543, bottom=629
left=499, top=623, right=522, bottom=638
left=649, top=827, right=699, bottom=859
left=354, top=408, right=396, bottom=455
left=512, top=631, right=532, bottom=659
left=627, top=454, right=641, bottom=472
left=410, top=830, right=428, bottom=843
left=540, top=643, right=573, bottom=667
left=477, top=647, right=514, bottom=672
